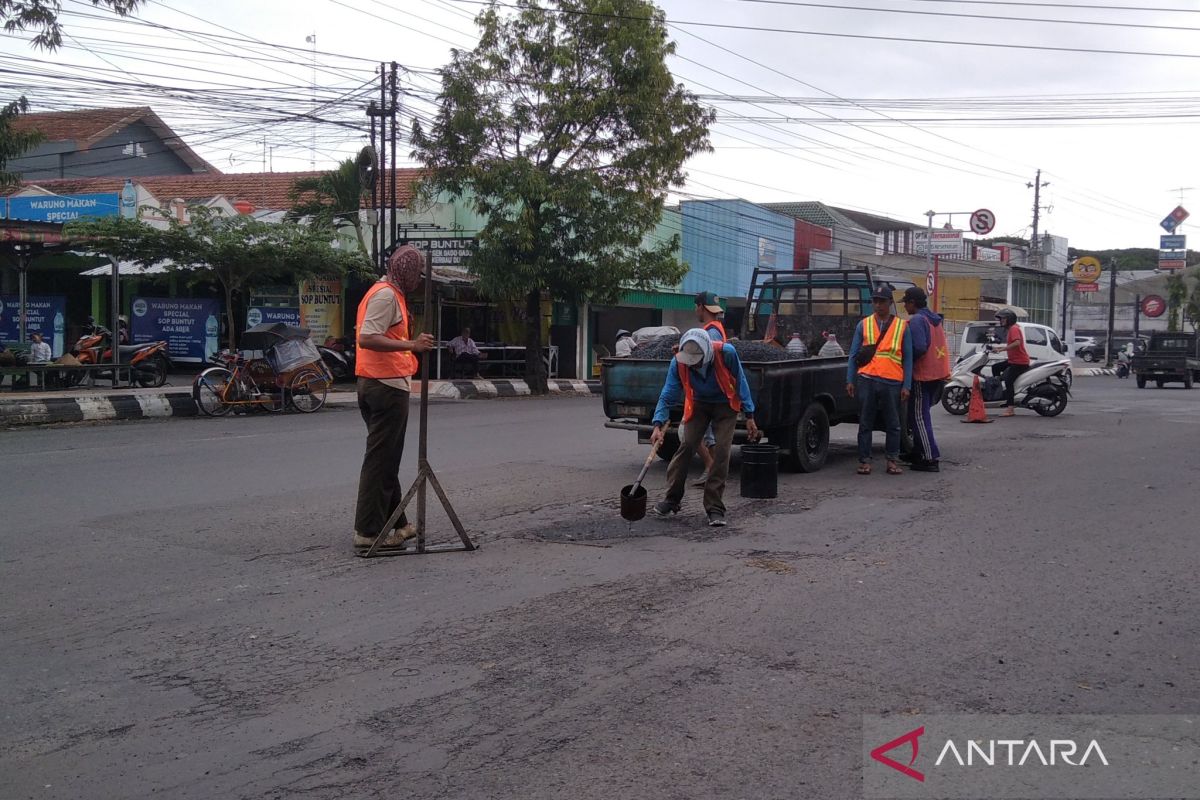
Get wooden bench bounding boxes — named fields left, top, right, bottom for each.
left=0, top=363, right=139, bottom=391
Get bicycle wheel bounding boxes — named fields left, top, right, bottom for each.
left=193, top=367, right=234, bottom=416
left=287, top=368, right=329, bottom=413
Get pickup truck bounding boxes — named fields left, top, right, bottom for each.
left=602, top=268, right=906, bottom=473
left=1132, top=332, right=1200, bottom=389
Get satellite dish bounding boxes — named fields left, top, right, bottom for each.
left=357, top=146, right=377, bottom=192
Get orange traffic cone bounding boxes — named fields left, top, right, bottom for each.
left=962, top=374, right=993, bottom=423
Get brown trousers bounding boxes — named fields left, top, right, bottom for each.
left=354, top=377, right=411, bottom=536
left=663, top=402, right=738, bottom=515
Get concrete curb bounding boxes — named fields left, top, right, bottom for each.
left=1078, top=367, right=1117, bottom=377
left=1, top=379, right=601, bottom=428
left=1, top=391, right=197, bottom=427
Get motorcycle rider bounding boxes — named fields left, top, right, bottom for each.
left=991, top=309, right=1030, bottom=417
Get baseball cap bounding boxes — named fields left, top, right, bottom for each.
left=695, top=291, right=725, bottom=314
left=870, top=284, right=894, bottom=301
left=901, top=286, right=926, bottom=305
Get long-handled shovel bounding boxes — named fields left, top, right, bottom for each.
left=620, top=434, right=666, bottom=522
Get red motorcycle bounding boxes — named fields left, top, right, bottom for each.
left=74, top=324, right=171, bottom=388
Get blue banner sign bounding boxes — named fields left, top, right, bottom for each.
left=0, top=294, right=68, bottom=354
left=6, top=192, right=120, bottom=222
left=1160, top=234, right=1186, bottom=250
left=246, top=306, right=301, bottom=327
left=131, top=297, right=221, bottom=363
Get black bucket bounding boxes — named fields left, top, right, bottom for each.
left=740, top=443, right=779, bottom=499
left=620, top=484, right=648, bottom=521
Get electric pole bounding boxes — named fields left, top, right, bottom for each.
left=1027, top=169, right=1049, bottom=269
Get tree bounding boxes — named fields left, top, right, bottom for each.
left=1166, top=271, right=1188, bottom=332
left=68, top=209, right=370, bottom=350
left=412, top=0, right=712, bottom=392
left=287, top=153, right=370, bottom=256
left=0, top=96, right=43, bottom=186
left=2, top=0, right=141, bottom=50
left=1184, top=271, right=1200, bottom=333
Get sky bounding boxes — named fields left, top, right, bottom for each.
left=3, top=0, right=1199, bottom=251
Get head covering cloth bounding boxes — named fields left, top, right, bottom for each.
left=387, top=244, right=425, bottom=291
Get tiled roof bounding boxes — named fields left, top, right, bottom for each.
left=2, top=169, right=425, bottom=211
left=12, top=106, right=217, bottom=174
left=760, top=201, right=865, bottom=231
left=829, top=206, right=921, bottom=232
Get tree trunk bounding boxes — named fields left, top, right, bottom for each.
left=224, top=284, right=237, bottom=351
left=524, top=288, right=548, bottom=395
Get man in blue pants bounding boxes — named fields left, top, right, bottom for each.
left=901, top=287, right=950, bottom=472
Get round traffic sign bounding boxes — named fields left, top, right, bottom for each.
left=926, top=270, right=936, bottom=295
left=1072, top=256, right=1102, bottom=283
left=969, top=208, right=996, bottom=235
left=1141, top=294, right=1167, bottom=318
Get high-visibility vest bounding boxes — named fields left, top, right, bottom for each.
left=858, top=315, right=908, bottom=383
left=678, top=341, right=741, bottom=422
left=355, top=281, right=418, bottom=380
left=914, top=318, right=951, bottom=382
left=703, top=320, right=727, bottom=342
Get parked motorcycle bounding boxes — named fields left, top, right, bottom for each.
left=318, top=336, right=356, bottom=382
left=941, top=347, right=1071, bottom=417
left=73, top=326, right=171, bottom=388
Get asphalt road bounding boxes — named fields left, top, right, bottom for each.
left=2, top=380, right=1198, bottom=799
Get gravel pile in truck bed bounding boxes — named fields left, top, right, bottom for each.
left=629, top=336, right=798, bottom=363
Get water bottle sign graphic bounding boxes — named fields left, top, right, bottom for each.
left=120, top=179, right=137, bottom=219
left=52, top=311, right=65, bottom=358
left=204, top=314, right=219, bottom=360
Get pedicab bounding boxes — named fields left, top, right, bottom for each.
left=192, top=322, right=332, bottom=416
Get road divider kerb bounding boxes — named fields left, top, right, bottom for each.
left=1, top=379, right=601, bottom=428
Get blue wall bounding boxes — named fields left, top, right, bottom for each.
left=681, top=199, right=795, bottom=300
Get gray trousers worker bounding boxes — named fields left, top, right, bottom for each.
left=354, top=377, right=411, bottom=536
left=663, top=402, right=738, bottom=515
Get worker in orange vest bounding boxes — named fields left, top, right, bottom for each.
left=650, top=329, right=759, bottom=527
left=352, top=245, right=436, bottom=551
left=901, top=287, right=951, bottom=472
left=846, top=285, right=912, bottom=476
left=690, top=290, right=728, bottom=487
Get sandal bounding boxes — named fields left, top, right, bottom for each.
left=886, top=461, right=903, bottom=475
left=857, top=462, right=872, bottom=475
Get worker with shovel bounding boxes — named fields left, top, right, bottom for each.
left=650, top=329, right=759, bottom=527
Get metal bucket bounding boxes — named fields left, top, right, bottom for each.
left=620, top=483, right=648, bottom=521
left=740, top=443, right=779, bottom=499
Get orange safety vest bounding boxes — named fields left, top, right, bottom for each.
left=678, top=341, right=741, bottom=422
left=355, top=281, right=418, bottom=379
left=914, top=318, right=951, bottom=382
left=703, top=320, right=727, bottom=342
left=858, top=314, right=908, bottom=383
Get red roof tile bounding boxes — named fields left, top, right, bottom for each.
left=3, top=169, right=425, bottom=212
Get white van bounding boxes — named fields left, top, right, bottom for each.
left=958, top=322, right=1072, bottom=381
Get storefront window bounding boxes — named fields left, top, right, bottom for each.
left=1013, top=276, right=1055, bottom=326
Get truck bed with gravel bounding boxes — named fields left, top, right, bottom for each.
left=601, top=268, right=878, bottom=473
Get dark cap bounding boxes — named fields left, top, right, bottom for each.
left=870, top=284, right=894, bottom=301
left=695, top=291, right=725, bottom=313
left=901, top=286, right=927, bottom=306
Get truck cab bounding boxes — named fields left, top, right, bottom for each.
left=1132, top=332, right=1200, bottom=389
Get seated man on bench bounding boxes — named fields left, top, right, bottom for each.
left=447, top=327, right=484, bottom=379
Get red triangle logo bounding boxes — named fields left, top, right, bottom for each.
left=870, top=725, right=926, bottom=782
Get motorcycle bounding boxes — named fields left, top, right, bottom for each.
left=318, top=336, right=356, bottom=382
left=73, top=325, right=172, bottom=388
left=941, top=347, right=1071, bottom=417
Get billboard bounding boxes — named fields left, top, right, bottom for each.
left=0, top=295, right=68, bottom=355
left=131, top=297, right=221, bottom=363
left=298, top=279, right=343, bottom=343
left=6, top=193, right=119, bottom=222
left=914, top=229, right=964, bottom=256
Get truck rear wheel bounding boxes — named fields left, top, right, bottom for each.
left=1136, top=375, right=1146, bottom=388
left=783, top=402, right=830, bottom=473
left=1186, top=371, right=1195, bottom=390
left=656, top=430, right=680, bottom=461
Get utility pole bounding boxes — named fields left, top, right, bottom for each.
left=306, top=33, right=317, bottom=170
left=1105, top=258, right=1117, bottom=368
left=1027, top=169, right=1049, bottom=269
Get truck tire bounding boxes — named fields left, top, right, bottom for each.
left=1156, top=379, right=1164, bottom=388
left=1186, top=371, right=1195, bottom=390
left=657, top=430, right=680, bottom=462
left=1136, top=375, right=1146, bottom=389
left=783, top=402, right=830, bottom=473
